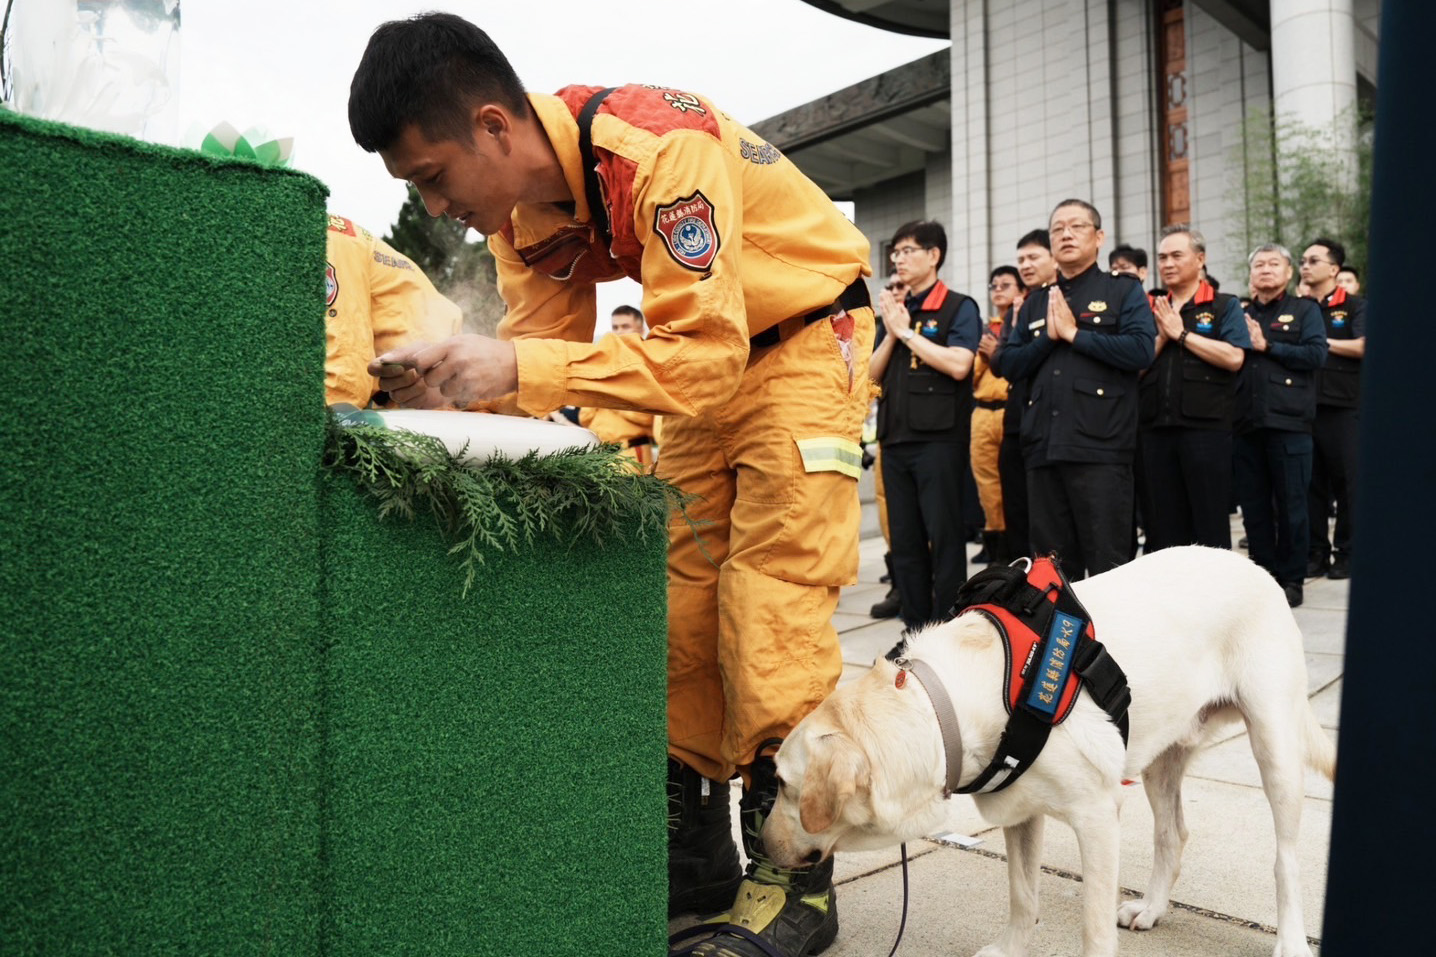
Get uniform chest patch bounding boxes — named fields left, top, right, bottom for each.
left=325, top=262, right=338, bottom=306
left=1195, top=311, right=1214, bottom=333
left=655, top=191, right=720, bottom=272
left=1087, top=300, right=1108, bottom=312
left=1331, top=311, right=1347, bottom=327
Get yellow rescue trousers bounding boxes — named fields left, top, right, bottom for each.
left=971, top=407, right=1005, bottom=532
left=661, top=308, right=875, bottom=783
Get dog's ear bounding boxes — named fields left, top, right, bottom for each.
left=799, top=733, right=868, bottom=834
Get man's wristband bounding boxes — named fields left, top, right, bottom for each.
left=1178, top=329, right=1189, bottom=346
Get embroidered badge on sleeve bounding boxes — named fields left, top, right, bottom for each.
left=654, top=191, right=720, bottom=272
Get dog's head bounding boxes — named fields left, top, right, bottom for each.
left=762, top=665, right=952, bottom=869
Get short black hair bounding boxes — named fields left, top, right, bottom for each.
left=1109, top=243, right=1148, bottom=270
left=611, top=304, right=644, bottom=324
left=1338, top=264, right=1361, bottom=279
left=1310, top=237, right=1347, bottom=268
left=1050, top=198, right=1103, bottom=231
left=1016, top=228, right=1050, bottom=251
left=989, top=265, right=1022, bottom=286
left=891, top=220, right=948, bottom=269
left=349, top=13, right=529, bottom=153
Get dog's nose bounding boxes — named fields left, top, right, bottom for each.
left=803, top=849, right=823, bottom=866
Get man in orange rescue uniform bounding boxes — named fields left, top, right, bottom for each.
left=579, top=305, right=658, bottom=468
left=323, top=213, right=462, bottom=408
left=349, top=14, right=873, bottom=956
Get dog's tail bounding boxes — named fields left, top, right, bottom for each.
left=1304, top=703, right=1337, bottom=781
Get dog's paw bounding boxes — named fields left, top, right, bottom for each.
left=1271, top=937, right=1314, bottom=957
left=972, top=946, right=1017, bottom=957
left=1117, top=898, right=1167, bottom=931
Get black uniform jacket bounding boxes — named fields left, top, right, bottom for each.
left=990, top=263, right=1156, bottom=466
left=1238, top=291, right=1328, bottom=433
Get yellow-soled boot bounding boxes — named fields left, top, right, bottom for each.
left=669, top=747, right=837, bottom=957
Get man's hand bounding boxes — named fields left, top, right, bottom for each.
left=1153, top=296, right=1184, bottom=340
left=369, top=334, right=520, bottom=409
left=1046, top=287, right=1077, bottom=343
left=878, top=287, right=913, bottom=341
left=1245, top=315, right=1268, bottom=353
left=978, top=329, right=1000, bottom=358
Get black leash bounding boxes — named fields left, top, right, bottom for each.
left=885, top=842, right=910, bottom=957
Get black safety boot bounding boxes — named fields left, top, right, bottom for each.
left=670, top=744, right=838, bottom=956
left=869, top=553, right=901, bottom=619
left=669, top=758, right=743, bottom=918
left=982, top=530, right=1006, bottom=568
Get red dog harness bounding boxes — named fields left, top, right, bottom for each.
left=899, top=557, right=1131, bottom=795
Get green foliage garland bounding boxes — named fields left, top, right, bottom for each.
left=324, top=417, right=694, bottom=595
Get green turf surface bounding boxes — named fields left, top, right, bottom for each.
left=0, top=110, right=330, bottom=953
left=1, top=110, right=667, bottom=954
left=320, top=472, right=667, bottom=956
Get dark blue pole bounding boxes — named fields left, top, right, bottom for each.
left=1321, top=2, right=1436, bottom=950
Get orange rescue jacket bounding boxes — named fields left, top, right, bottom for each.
left=490, top=86, right=871, bottom=418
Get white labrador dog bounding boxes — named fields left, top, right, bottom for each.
left=763, top=546, right=1335, bottom=957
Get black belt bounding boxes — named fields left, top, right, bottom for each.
left=627, top=436, right=654, bottom=448
left=750, top=277, right=871, bottom=349
left=975, top=399, right=1006, bottom=411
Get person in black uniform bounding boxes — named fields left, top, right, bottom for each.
left=1235, top=243, right=1328, bottom=607
left=870, top=220, right=981, bottom=631
left=1300, top=237, right=1365, bottom=580
left=999, top=229, right=1058, bottom=560
left=991, top=199, right=1156, bottom=580
left=1140, top=224, right=1251, bottom=551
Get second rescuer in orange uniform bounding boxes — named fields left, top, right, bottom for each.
left=579, top=305, right=658, bottom=467
left=323, top=213, right=463, bottom=408
left=349, top=15, right=873, bottom=957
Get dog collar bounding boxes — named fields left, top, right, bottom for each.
left=895, top=656, right=965, bottom=798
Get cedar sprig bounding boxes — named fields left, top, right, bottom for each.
left=323, top=415, right=698, bottom=595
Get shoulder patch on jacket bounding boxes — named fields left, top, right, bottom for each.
left=654, top=191, right=720, bottom=272
left=327, top=214, right=356, bottom=236
left=558, top=83, right=721, bottom=139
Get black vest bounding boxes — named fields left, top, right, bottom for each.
left=1316, top=287, right=1364, bottom=409
left=1239, top=292, right=1320, bottom=432
left=1140, top=283, right=1240, bottom=431
left=878, top=281, right=974, bottom=445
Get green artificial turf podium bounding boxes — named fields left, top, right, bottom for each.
left=0, top=109, right=668, bottom=956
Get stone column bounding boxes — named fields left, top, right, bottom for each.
left=949, top=0, right=990, bottom=295
left=1270, top=0, right=1357, bottom=157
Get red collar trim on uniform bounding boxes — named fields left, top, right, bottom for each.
left=1166, top=280, right=1215, bottom=306
left=1324, top=286, right=1348, bottom=307
left=916, top=280, right=949, bottom=312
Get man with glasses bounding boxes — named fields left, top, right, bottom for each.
left=1236, top=244, right=1328, bottom=606
left=1109, top=243, right=1150, bottom=284
left=1139, top=224, right=1250, bottom=551
left=870, top=220, right=981, bottom=639
left=1300, top=238, right=1366, bottom=581
left=990, top=199, right=1156, bottom=579
left=972, top=265, right=1021, bottom=566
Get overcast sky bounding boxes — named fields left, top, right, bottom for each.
left=174, top=1, right=946, bottom=328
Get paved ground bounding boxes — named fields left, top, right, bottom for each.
left=673, top=510, right=1344, bottom=956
